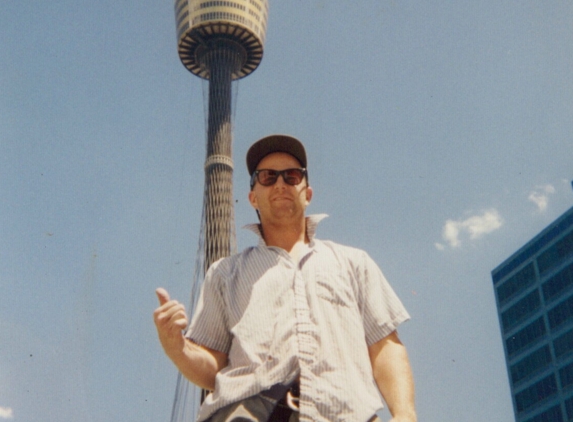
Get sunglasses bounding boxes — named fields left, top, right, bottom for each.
left=250, top=168, right=307, bottom=187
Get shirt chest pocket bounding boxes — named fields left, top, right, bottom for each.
left=314, top=270, right=356, bottom=308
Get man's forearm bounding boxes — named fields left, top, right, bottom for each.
left=168, top=338, right=228, bottom=391
left=369, top=332, right=417, bottom=421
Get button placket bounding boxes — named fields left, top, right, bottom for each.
left=293, top=259, right=320, bottom=420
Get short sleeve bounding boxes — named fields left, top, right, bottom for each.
left=359, top=252, right=411, bottom=346
left=186, top=262, right=232, bottom=353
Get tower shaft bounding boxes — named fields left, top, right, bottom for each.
left=201, top=45, right=242, bottom=272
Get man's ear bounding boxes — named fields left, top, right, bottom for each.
left=248, top=190, right=258, bottom=210
left=305, top=186, right=313, bottom=204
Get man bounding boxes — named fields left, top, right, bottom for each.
left=154, top=135, right=416, bottom=422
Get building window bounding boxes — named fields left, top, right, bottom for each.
left=194, top=11, right=250, bottom=27
left=175, top=0, right=187, bottom=16
left=560, top=362, right=573, bottom=389
left=515, top=374, right=558, bottom=413
left=497, top=263, right=536, bottom=306
left=524, top=405, right=564, bottom=422
left=566, top=396, right=573, bottom=421
left=537, top=229, right=573, bottom=276
left=553, top=328, right=573, bottom=359
left=510, top=345, right=552, bottom=385
left=249, top=0, right=262, bottom=11
left=543, top=261, right=573, bottom=304
left=197, top=1, right=247, bottom=12
left=502, top=290, right=541, bottom=332
left=547, top=294, right=573, bottom=331
left=177, top=10, right=190, bottom=27
left=506, top=317, right=547, bottom=357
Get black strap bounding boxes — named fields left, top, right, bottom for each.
left=259, top=383, right=290, bottom=401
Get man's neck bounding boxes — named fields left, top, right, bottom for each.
left=260, top=218, right=308, bottom=254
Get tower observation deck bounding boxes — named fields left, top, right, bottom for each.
left=175, top=0, right=268, bottom=80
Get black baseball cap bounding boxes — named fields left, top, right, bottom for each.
left=246, top=134, right=307, bottom=175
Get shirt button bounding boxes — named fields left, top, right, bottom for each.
left=267, top=355, right=273, bottom=361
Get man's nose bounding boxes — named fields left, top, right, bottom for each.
left=273, top=174, right=288, bottom=188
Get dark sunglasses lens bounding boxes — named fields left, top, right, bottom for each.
left=258, top=170, right=279, bottom=186
left=255, top=169, right=305, bottom=186
left=284, top=169, right=304, bottom=185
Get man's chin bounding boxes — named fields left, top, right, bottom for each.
left=268, top=207, right=305, bottom=220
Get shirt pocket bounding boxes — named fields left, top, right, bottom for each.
left=314, top=270, right=356, bottom=308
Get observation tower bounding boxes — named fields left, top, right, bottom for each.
left=169, top=1, right=269, bottom=421
left=175, top=0, right=268, bottom=272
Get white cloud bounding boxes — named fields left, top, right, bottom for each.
left=528, top=184, right=555, bottom=212
left=437, top=209, right=503, bottom=249
left=443, top=219, right=462, bottom=248
left=0, top=407, right=13, bottom=419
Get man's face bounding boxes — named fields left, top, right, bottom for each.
left=248, top=152, right=312, bottom=223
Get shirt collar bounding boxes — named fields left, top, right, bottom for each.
left=243, top=214, right=329, bottom=246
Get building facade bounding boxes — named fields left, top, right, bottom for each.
left=492, top=205, right=573, bottom=422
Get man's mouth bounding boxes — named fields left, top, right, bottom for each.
left=272, top=196, right=292, bottom=202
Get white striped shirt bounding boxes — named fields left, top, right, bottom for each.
left=187, top=214, right=410, bottom=422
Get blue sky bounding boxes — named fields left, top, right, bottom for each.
left=1, top=1, right=572, bottom=421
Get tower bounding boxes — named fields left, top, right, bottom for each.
left=169, top=2, right=269, bottom=421
left=175, top=0, right=268, bottom=272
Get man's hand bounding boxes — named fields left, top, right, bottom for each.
left=153, top=288, right=228, bottom=390
left=153, top=288, right=188, bottom=358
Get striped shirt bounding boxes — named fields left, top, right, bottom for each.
left=187, top=214, right=410, bottom=422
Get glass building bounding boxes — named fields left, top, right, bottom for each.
left=492, top=205, right=573, bottom=422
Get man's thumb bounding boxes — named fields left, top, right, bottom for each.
left=156, top=288, right=170, bottom=305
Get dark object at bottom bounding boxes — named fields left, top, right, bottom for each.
left=267, top=402, right=296, bottom=421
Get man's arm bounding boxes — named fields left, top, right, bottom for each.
left=368, top=331, right=416, bottom=422
left=153, top=288, right=228, bottom=390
